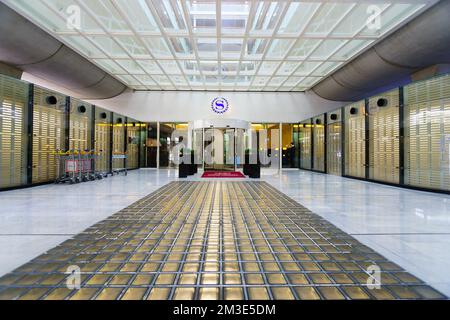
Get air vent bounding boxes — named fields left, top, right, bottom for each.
left=78, top=105, right=87, bottom=113
left=377, top=98, right=389, bottom=107
left=46, top=96, right=57, bottom=105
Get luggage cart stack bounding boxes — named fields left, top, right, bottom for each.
left=112, top=152, right=128, bottom=176
left=55, top=149, right=110, bottom=184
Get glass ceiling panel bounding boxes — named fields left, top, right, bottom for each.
left=115, top=36, right=151, bottom=58
left=331, top=39, right=374, bottom=61
left=266, top=39, right=294, bottom=59
left=170, top=37, right=194, bottom=57
left=304, top=3, right=354, bottom=36
left=44, top=0, right=104, bottom=33
left=277, top=62, right=302, bottom=76
left=151, top=0, right=187, bottom=32
left=311, top=61, right=341, bottom=76
left=258, top=62, right=280, bottom=76
left=331, top=3, right=389, bottom=37
left=5, top=0, right=431, bottom=92
left=10, top=0, right=70, bottom=33
left=196, top=38, right=218, bottom=58
left=142, top=37, right=172, bottom=58
left=62, top=36, right=106, bottom=59
left=251, top=1, right=285, bottom=36
left=136, top=60, right=163, bottom=74
left=360, top=3, right=425, bottom=37
left=294, top=61, right=322, bottom=76
left=222, top=0, right=250, bottom=35
left=278, top=2, right=320, bottom=34
left=288, top=39, right=321, bottom=59
left=115, top=59, right=146, bottom=75
left=88, top=36, right=128, bottom=58
left=187, top=0, right=216, bottom=34
left=93, top=59, right=127, bottom=75
left=115, top=0, right=159, bottom=33
left=309, top=39, right=348, bottom=60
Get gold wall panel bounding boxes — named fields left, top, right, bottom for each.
left=327, top=111, right=342, bottom=176
left=0, top=75, right=28, bottom=188
left=345, top=101, right=366, bottom=178
left=405, top=75, right=450, bottom=190
left=95, top=110, right=111, bottom=173
left=368, top=90, right=400, bottom=184
left=127, top=123, right=140, bottom=170
left=32, top=87, right=65, bottom=184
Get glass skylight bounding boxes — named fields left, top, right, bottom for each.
left=4, top=0, right=432, bottom=91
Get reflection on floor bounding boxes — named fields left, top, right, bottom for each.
left=0, top=181, right=445, bottom=300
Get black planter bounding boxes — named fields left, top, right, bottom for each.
left=179, top=163, right=189, bottom=178
left=244, top=164, right=261, bottom=179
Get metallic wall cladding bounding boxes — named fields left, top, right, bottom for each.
left=313, top=0, right=450, bottom=101
left=0, top=3, right=127, bottom=100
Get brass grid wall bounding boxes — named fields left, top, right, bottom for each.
left=127, top=125, right=140, bottom=170
left=345, top=102, right=366, bottom=178
left=0, top=182, right=444, bottom=301
left=368, top=90, right=400, bottom=184
left=326, top=122, right=342, bottom=176
left=94, top=117, right=111, bottom=173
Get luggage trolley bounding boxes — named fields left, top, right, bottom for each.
left=55, top=150, right=80, bottom=184
left=112, top=152, right=128, bottom=176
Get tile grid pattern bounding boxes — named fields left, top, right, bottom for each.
left=0, top=182, right=446, bottom=300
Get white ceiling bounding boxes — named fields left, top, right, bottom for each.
left=4, top=0, right=433, bottom=92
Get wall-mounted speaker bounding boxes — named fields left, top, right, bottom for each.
left=117, top=118, right=123, bottom=124
left=377, top=98, right=389, bottom=107
left=315, top=119, right=322, bottom=125
left=350, top=107, right=358, bottom=115
left=78, top=105, right=87, bottom=113
left=100, top=112, right=108, bottom=119
left=46, top=96, right=57, bottom=105
left=330, top=114, right=338, bottom=121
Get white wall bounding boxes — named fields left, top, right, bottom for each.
left=87, top=90, right=345, bottom=123
left=22, top=72, right=346, bottom=123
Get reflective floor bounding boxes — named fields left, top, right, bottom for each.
left=0, top=181, right=445, bottom=300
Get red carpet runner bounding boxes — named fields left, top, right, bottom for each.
left=201, top=171, right=246, bottom=178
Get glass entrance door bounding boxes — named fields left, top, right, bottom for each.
left=203, top=128, right=236, bottom=171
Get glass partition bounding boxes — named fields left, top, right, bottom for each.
left=326, top=109, right=342, bottom=176
left=144, top=122, right=158, bottom=168
left=0, top=75, right=29, bottom=189
left=345, top=101, right=366, bottom=178
left=313, top=115, right=325, bottom=172
left=404, top=74, right=450, bottom=191
left=368, top=89, right=400, bottom=184
left=127, top=119, right=140, bottom=169
left=299, top=120, right=312, bottom=170
left=32, top=86, right=67, bottom=184
left=282, top=124, right=299, bottom=168
left=112, top=114, right=125, bottom=171
left=94, top=107, right=111, bottom=174
left=250, top=123, right=280, bottom=169
left=159, top=123, right=188, bottom=168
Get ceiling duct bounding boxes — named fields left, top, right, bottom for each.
left=312, top=0, right=450, bottom=102
left=0, top=2, right=127, bottom=100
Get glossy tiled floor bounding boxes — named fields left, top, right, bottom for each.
left=0, top=181, right=446, bottom=300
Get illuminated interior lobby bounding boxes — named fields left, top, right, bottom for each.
left=0, top=0, right=450, bottom=301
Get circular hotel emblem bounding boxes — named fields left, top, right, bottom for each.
left=211, top=97, right=229, bottom=114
